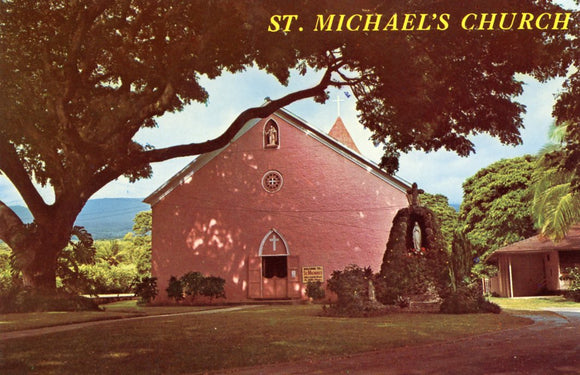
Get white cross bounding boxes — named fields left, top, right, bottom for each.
left=332, top=93, right=344, bottom=117
left=269, top=235, right=279, bottom=251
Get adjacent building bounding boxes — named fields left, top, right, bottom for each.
left=487, top=225, right=580, bottom=297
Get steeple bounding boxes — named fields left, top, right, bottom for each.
left=328, top=117, right=360, bottom=154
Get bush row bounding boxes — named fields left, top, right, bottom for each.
left=320, top=264, right=500, bottom=317
left=166, top=272, right=226, bottom=303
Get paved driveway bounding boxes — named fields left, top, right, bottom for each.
left=215, top=309, right=580, bottom=375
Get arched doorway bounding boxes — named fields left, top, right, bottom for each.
left=248, top=229, right=301, bottom=299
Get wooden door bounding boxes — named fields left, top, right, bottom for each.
left=262, top=276, right=287, bottom=299
left=287, top=255, right=301, bottom=298
left=248, top=256, right=262, bottom=299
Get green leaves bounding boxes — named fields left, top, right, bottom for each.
left=460, top=155, right=537, bottom=255
left=532, top=161, right=580, bottom=241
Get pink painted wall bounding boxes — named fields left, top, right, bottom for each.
left=150, top=113, right=408, bottom=302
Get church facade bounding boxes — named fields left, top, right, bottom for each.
left=145, top=108, right=410, bottom=302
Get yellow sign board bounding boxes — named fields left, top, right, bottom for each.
left=302, top=266, right=324, bottom=283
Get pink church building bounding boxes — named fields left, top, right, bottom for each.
left=145, top=108, right=410, bottom=302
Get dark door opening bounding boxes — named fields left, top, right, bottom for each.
left=263, top=256, right=287, bottom=278
left=262, top=256, right=288, bottom=299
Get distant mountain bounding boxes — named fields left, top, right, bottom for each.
left=10, top=198, right=149, bottom=240
left=450, top=203, right=461, bottom=211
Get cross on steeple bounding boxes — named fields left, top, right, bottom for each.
left=332, top=93, right=344, bottom=117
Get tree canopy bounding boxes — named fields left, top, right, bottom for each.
left=459, top=155, right=537, bottom=257
left=0, top=0, right=575, bottom=290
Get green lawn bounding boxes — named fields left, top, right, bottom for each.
left=0, top=304, right=532, bottom=375
left=490, top=295, right=580, bottom=311
left=0, top=301, right=224, bottom=333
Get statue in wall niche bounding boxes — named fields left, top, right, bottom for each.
left=265, top=124, right=278, bottom=147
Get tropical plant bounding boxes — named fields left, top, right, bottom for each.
left=531, top=124, right=580, bottom=241
left=95, top=240, right=127, bottom=266
left=56, top=226, right=96, bottom=294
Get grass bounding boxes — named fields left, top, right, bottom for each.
left=0, top=304, right=532, bottom=375
left=0, top=300, right=222, bottom=333
left=490, top=295, right=580, bottom=311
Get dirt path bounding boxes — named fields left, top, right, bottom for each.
left=213, top=309, right=580, bottom=375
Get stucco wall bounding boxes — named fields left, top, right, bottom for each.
left=150, top=114, right=408, bottom=302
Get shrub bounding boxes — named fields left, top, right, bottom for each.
left=180, top=271, right=205, bottom=301
left=439, top=283, right=500, bottom=314
left=305, top=281, right=326, bottom=301
left=166, top=276, right=184, bottom=301
left=132, top=276, right=158, bottom=304
left=166, top=272, right=226, bottom=303
left=562, top=267, right=580, bottom=302
left=200, top=276, right=226, bottom=302
left=325, top=265, right=384, bottom=317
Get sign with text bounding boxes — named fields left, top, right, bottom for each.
left=302, top=266, right=324, bottom=283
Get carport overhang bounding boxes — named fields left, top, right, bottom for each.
left=488, top=226, right=580, bottom=298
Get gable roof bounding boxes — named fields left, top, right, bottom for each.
left=144, top=107, right=411, bottom=206
left=489, top=225, right=580, bottom=259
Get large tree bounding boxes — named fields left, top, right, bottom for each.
left=459, top=155, right=537, bottom=259
left=0, top=0, right=574, bottom=291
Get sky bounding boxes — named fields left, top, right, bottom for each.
left=0, top=66, right=566, bottom=207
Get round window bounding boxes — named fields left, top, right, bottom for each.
left=262, top=171, right=283, bottom=193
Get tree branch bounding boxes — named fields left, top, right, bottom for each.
left=136, top=67, right=334, bottom=164
left=88, top=67, right=337, bottom=195
left=0, top=138, right=49, bottom=218
left=0, top=200, right=27, bottom=250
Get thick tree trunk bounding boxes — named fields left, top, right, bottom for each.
left=20, top=242, right=61, bottom=291
left=0, top=201, right=79, bottom=293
